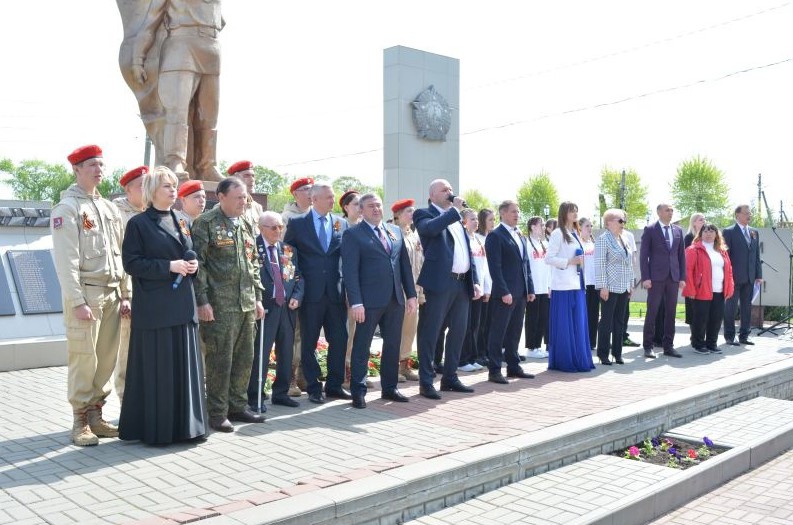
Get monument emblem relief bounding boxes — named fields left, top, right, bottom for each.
left=412, top=85, right=452, bottom=141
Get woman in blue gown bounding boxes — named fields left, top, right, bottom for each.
left=545, top=202, right=595, bottom=372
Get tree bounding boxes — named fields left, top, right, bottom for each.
left=253, top=165, right=286, bottom=195
left=516, top=172, right=559, bottom=221
left=1, top=158, right=73, bottom=203
left=598, top=167, right=649, bottom=229
left=671, top=155, right=730, bottom=221
left=461, top=189, right=493, bottom=212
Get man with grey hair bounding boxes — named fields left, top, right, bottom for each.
left=284, top=182, right=350, bottom=404
left=722, top=204, right=762, bottom=346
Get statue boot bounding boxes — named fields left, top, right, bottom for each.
left=71, top=408, right=99, bottom=446
left=193, top=128, right=224, bottom=182
left=163, top=123, right=191, bottom=183
left=86, top=403, right=119, bottom=438
left=399, top=359, right=419, bottom=381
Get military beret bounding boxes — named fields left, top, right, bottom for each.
left=178, top=180, right=204, bottom=198
left=290, top=177, right=314, bottom=193
left=391, top=198, right=415, bottom=214
left=227, top=160, right=253, bottom=175
left=67, top=144, right=103, bottom=165
left=119, top=165, right=148, bottom=187
left=339, top=189, right=359, bottom=208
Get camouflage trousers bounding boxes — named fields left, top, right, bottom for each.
left=202, top=310, right=256, bottom=417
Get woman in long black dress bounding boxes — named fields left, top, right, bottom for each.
left=119, top=166, right=207, bottom=444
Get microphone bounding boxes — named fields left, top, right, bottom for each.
left=447, top=194, right=468, bottom=208
left=574, top=247, right=584, bottom=275
left=173, top=250, right=197, bottom=290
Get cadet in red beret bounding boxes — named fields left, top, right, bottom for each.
left=226, top=160, right=262, bottom=226
left=391, top=198, right=415, bottom=215
left=67, top=144, right=103, bottom=166
left=289, top=177, right=314, bottom=194
left=119, top=166, right=148, bottom=188
left=178, top=180, right=207, bottom=219
left=227, top=160, right=254, bottom=176
left=391, top=197, right=421, bottom=383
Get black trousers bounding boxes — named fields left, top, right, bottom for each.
left=691, top=293, right=725, bottom=348
left=597, top=291, right=629, bottom=361
left=724, top=282, right=752, bottom=341
left=524, top=293, right=549, bottom=349
left=460, top=298, right=483, bottom=365
left=585, top=285, right=600, bottom=349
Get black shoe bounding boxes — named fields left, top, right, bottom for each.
left=209, top=416, right=234, bottom=433
left=272, top=396, right=300, bottom=408
left=663, top=349, right=683, bottom=358
left=433, top=362, right=444, bottom=374
left=739, top=337, right=755, bottom=345
left=308, top=392, right=326, bottom=404
left=599, top=358, right=612, bottom=365
left=228, top=408, right=266, bottom=423
left=440, top=379, right=474, bottom=393
left=325, top=388, right=352, bottom=400
left=725, top=338, right=740, bottom=346
left=519, top=355, right=527, bottom=362
left=614, top=358, right=625, bottom=365
left=622, top=338, right=640, bottom=347
left=692, top=347, right=710, bottom=355
left=419, top=384, right=442, bottom=400
left=248, top=402, right=267, bottom=414
left=351, top=394, right=366, bottom=409
left=708, top=346, right=722, bottom=354
left=488, top=372, right=509, bottom=384
left=506, top=368, right=535, bottom=379
left=644, top=349, right=657, bottom=359
left=381, top=389, right=409, bottom=402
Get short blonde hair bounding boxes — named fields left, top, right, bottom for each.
left=602, top=208, right=625, bottom=225
left=142, top=166, right=178, bottom=207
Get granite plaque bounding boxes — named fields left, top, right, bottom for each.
left=6, top=250, right=63, bottom=314
left=0, top=258, right=15, bottom=316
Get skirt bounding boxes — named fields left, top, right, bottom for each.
left=548, top=289, right=595, bottom=372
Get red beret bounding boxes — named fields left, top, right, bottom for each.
left=339, top=189, right=359, bottom=208
left=119, top=165, right=148, bottom=187
left=290, top=177, right=314, bottom=193
left=391, top=198, right=415, bottom=214
left=67, top=144, right=102, bottom=165
left=178, top=180, right=205, bottom=198
left=227, top=160, right=253, bottom=175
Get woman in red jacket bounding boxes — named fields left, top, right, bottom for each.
left=682, top=223, right=735, bottom=354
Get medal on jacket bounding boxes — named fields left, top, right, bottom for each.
left=179, top=218, right=191, bottom=236
left=82, top=212, right=95, bottom=231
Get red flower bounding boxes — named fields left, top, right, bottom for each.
left=368, top=361, right=375, bottom=369
left=687, top=449, right=697, bottom=459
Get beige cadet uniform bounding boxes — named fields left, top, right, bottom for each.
left=399, top=227, right=424, bottom=379
left=245, top=197, right=264, bottom=230
left=52, top=185, right=129, bottom=414
left=281, top=201, right=310, bottom=393
left=111, top=196, right=143, bottom=403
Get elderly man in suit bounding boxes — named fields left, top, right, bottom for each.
left=247, top=211, right=304, bottom=412
left=486, top=200, right=536, bottom=383
left=283, top=182, right=350, bottom=404
left=722, top=204, right=762, bottom=346
left=413, top=179, right=481, bottom=400
left=639, top=203, right=686, bottom=358
left=342, top=194, right=418, bottom=408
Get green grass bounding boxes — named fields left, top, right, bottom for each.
left=629, top=302, right=686, bottom=321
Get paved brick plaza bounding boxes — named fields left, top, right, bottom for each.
left=1, top=325, right=792, bottom=524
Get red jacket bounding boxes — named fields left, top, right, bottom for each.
left=682, top=241, right=734, bottom=300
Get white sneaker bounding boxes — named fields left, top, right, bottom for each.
left=458, top=363, right=477, bottom=372
left=470, top=362, right=484, bottom=371
left=526, top=349, right=544, bottom=359
left=539, top=349, right=549, bottom=358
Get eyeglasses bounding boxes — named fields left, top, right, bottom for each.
left=611, top=218, right=625, bottom=224
left=260, top=224, right=284, bottom=231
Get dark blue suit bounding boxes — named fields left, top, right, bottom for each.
left=247, top=237, right=304, bottom=406
left=413, top=204, right=478, bottom=387
left=722, top=223, right=762, bottom=340
left=283, top=211, right=348, bottom=396
left=485, top=224, right=534, bottom=373
left=341, top=222, right=417, bottom=396
left=639, top=221, right=686, bottom=350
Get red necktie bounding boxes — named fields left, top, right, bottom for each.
left=268, top=245, right=285, bottom=306
left=377, top=226, right=391, bottom=254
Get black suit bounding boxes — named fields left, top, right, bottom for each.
left=283, top=211, right=348, bottom=396
left=247, top=236, right=304, bottom=406
left=413, top=204, right=478, bottom=386
left=722, top=223, right=762, bottom=340
left=341, top=222, right=416, bottom=396
left=485, top=224, right=534, bottom=374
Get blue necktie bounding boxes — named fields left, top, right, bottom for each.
left=318, top=216, right=329, bottom=252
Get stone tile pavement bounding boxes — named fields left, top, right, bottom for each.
left=1, top=325, right=792, bottom=524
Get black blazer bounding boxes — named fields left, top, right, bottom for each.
left=256, top=235, right=304, bottom=309
left=485, top=224, right=534, bottom=298
left=722, top=223, right=762, bottom=285
left=122, top=207, right=198, bottom=330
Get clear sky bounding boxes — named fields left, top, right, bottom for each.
left=1, top=0, right=790, bottom=222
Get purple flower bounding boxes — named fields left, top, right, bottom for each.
left=668, top=447, right=678, bottom=457
left=703, top=436, right=714, bottom=447
left=651, top=437, right=660, bottom=447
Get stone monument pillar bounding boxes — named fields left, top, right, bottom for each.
left=383, top=46, right=460, bottom=210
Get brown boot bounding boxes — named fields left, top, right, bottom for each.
left=342, top=363, right=352, bottom=390
left=71, top=409, right=99, bottom=446
left=288, top=365, right=301, bottom=397
left=86, top=403, right=119, bottom=438
left=296, top=363, right=307, bottom=391
left=400, top=360, right=419, bottom=381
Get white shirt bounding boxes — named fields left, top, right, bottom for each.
left=703, top=241, right=725, bottom=293
left=507, top=225, right=524, bottom=258
left=432, top=203, right=470, bottom=273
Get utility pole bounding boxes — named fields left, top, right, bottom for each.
left=619, top=170, right=626, bottom=210
left=757, top=173, right=762, bottom=224
left=143, top=135, right=153, bottom=167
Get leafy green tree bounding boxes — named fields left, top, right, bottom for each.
left=0, top=158, right=74, bottom=203
left=598, top=167, right=649, bottom=229
left=461, top=189, right=493, bottom=212
left=100, top=168, right=123, bottom=198
left=517, top=172, right=559, bottom=221
left=671, top=155, right=730, bottom=221
left=253, top=165, right=286, bottom=195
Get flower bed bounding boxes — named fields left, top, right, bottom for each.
left=613, top=436, right=729, bottom=470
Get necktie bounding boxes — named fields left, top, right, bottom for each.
left=376, top=226, right=391, bottom=254
left=664, top=225, right=671, bottom=249
left=318, top=216, right=329, bottom=252
left=268, top=245, right=285, bottom=306
left=743, top=227, right=751, bottom=245
left=513, top=228, right=524, bottom=257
